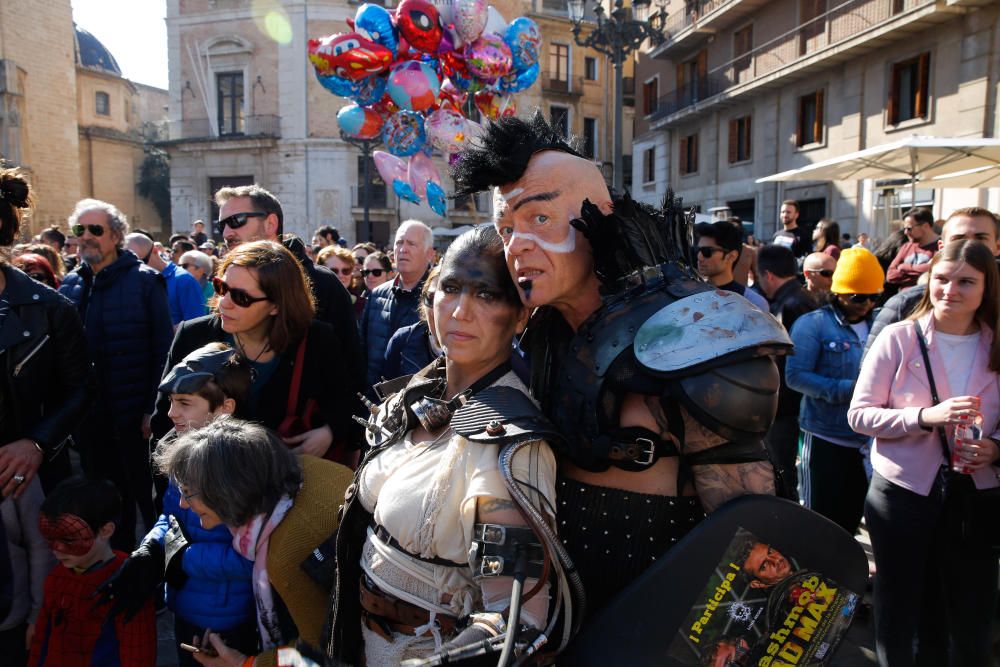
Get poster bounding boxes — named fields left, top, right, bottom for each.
left=667, top=527, right=859, bottom=667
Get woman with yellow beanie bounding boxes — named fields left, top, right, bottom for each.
left=785, top=247, right=884, bottom=535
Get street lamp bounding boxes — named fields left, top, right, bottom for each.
left=340, top=130, right=382, bottom=243
left=568, top=0, right=667, bottom=192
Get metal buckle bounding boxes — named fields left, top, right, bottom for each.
left=479, top=555, right=505, bottom=577
left=634, top=437, right=656, bottom=466
left=477, top=523, right=506, bottom=545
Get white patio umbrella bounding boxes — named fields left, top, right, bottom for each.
left=756, top=136, right=1000, bottom=200
left=927, top=165, right=1000, bottom=189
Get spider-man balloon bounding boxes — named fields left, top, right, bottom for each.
left=395, top=0, right=443, bottom=54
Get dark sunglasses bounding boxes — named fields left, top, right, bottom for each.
left=331, top=267, right=353, bottom=276
left=695, top=246, right=726, bottom=258
left=27, top=272, right=51, bottom=283
left=214, top=211, right=267, bottom=235
left=806, top=269, right=835, bottom=278
left=844, top=293, right=880, bottom=304
left=71, top=223, right=105, bottom=237
left=361, top=268, right=391, bottom=277
left=902, top=222, right=927, bottom=233
left=212, top=276, right=269, bottom=308
left=179, top=263, right=194, bottom=270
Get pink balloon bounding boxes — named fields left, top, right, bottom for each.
left=373, top=151, right=410, bottom=187
left=425, top=109, right=468, bottom=155
left=455, top=0, right=488, bottom=43
left=464, top=33, right=512, bottom=82
left=407, top=152, right=443, bottom=199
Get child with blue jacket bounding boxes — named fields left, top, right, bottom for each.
left=95, top=343, right=257, bottom=665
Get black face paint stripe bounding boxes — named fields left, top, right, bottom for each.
left=511, top=190, right=561, bottom=212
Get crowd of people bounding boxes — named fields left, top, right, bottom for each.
left=0, top=111, right=997, bottom=667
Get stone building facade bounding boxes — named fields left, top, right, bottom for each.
left=0, top=1, right=168, bottom=237
left=633, top=0, right=1000, bottom=241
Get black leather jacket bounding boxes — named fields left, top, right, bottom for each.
left=0, top=265, right=93, bottom=459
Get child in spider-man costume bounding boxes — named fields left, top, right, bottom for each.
left=29, top=477, right=155, bottom=666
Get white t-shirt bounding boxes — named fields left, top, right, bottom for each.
left=934, top=330, right=981, bottom=397
left=849, top=320, right=870, bottom=346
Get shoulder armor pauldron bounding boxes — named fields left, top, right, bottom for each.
left=635, top=289, right=792, bottom=377
left=451, top=386, right=566, bottom=448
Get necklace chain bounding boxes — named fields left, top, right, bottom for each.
left=235, top=333, right=270, bottom=382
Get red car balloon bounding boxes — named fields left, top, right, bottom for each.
left=395, top=0, right=443, bottom=53
left=308, top=32, right=393, bottom=81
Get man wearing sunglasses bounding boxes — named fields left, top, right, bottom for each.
left=205, top=185, right=362, bottom=393
left=802, top=252, right=837, bottom=297
left=786, top=248, right=883, bottom=535
left=694, top=221, right=769, bottom=312
left=885, top=207, right=939, bottom=290
left=58, top=199, right=173, bottom=551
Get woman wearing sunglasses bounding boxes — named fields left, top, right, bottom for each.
left=786, top=248, right=884, bottom=536
left=361, top=251, right=394, bottom=294
left=152, top=240, right=359, bottom=461
left=849, top=240, right=1000, bottom=666
left=318, top=245, right=366, bottom=319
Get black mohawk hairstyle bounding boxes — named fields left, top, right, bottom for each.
left=570, top=189, right=699, bottom=292
left=450, top=110, right=584, bottom=197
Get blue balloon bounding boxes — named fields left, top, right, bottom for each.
left=392, top=179, right=421, bottom=204
left=426, top=181, right=447, bottom=216
left=355, top=3, right=398, bottom=56
left=316, top=71, right=356, bottom=97
left=496, top=62, right=538, bottom=94
left=504, top=18, right=541, bottom=72
left=350, top=76, right=388, bottom=106
left=382, top=111, right=426, bottom=157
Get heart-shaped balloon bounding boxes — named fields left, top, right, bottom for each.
left=454, top=0, right=488, bottom=43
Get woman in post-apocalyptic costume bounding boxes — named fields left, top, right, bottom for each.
left=324, top=226, right=581, bottom=666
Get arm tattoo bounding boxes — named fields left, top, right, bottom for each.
left=679, top=406, right=775, bottom=511
left=693, top=461, right=775, bottom=513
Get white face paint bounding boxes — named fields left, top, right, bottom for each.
left=508, top=226, right=578, bottom=254
left=499, top=187, right=524, bottom=201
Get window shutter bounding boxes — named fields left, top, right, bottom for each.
left=744, top=115, right=752, bottom=160
left=887, top=63, right=898, bottom=125
left=676, top=63, right=686, bottom=93
left=728, top=119, right=738, bottom=163
left=692, top=134, right=699, bottom=172
left=916, top=52, right=930, bottom=118
left=697, top=50, right=708, bottom=98
left=679, top=136, right=689, bottom=175
left=814, top=90, right=824, bottom=143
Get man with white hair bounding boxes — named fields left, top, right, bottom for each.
left=124, top=233, right=204, bottom=325
left=59, top=199, right=173, bottom=550
left=359, top=219, right=435, bottom=393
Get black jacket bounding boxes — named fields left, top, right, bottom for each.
left=151, top=315, right=362, bottom=447
left=0, top=266, right=93, bottom=460
left=768, top=279, right=819, bottom=417
left=282, top=236, right=363, bottom=393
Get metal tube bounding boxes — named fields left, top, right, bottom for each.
left=363, top=141, right=372, bottom=242
left=614, top=51, right=625, bottom=193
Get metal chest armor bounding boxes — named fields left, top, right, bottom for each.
left=539, top=266, right=792, bottom=473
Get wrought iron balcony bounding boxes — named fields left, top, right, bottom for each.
left=541, top=72, right=585, bottom=96
left=171, top=115, right=281, bottom=141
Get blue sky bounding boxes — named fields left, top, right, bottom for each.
left=72, top=0, right=169, bottom=89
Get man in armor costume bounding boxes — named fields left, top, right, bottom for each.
left=451, top=113, right=793, bottom=622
